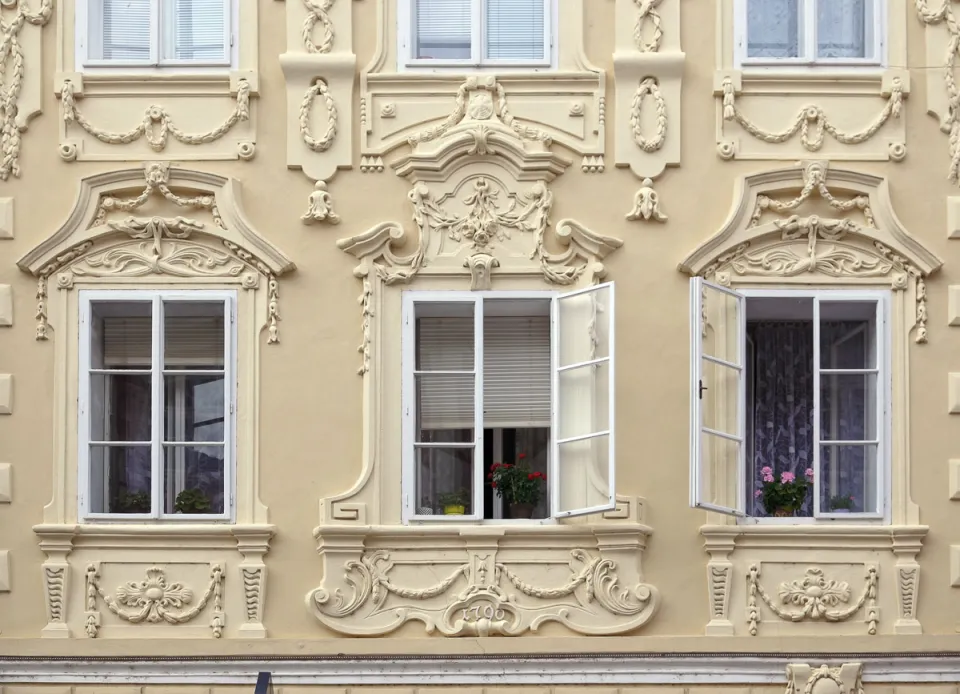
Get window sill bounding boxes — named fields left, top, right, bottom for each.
left=54, top=69, right=259, bottom=99
left=34, top=522, right=275, bottom=550
left=702, top=522, right=928, bottom=548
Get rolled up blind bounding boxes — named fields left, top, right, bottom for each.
left=414, top=0, right=472, bottom=60
left=485, top=0, right=545, bottom=61
left=100, top=316, right=225, bottom=367
left=416, top=314, right=550, bottom=430
left=96, top=0, right=152, bottom=61
left=162, top=0, right=228, bottom=62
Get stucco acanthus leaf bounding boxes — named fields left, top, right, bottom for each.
left=302, top=0, right=335, bottom=53
left=301, top=180, right=341, bottom=225
left=626, top=178, right=668, bottom=223
left=300, top=79, right=339, bottom=153
left=630, top=78, right=667, bottom=153
left=0, top=0, right=53, bottom=180
left=785, top=663, right=865, bottom=694
left=746, top=564, right=879, bottom=636
left=307, top=548, right=659, bottom=637
left=407, top=76, right=552, bottom=148
left=720, top=76, right=904, bottom=153
left=915, top=0, right=960, bottom=183
left=84, top=564, right=224, bottom=638
left=59, top=79, right=252, bottom=154
left=634, top=0, right=664, bottom=52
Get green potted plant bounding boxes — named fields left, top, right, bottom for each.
left=828, top=494, right=855, bottom=513
left=437, top=489, right=470, bottom=515
left=174, top=488, right=212, bottom=514
left=117, top=490, right=150, bottom=514
left=489, top=453, right=546, bottom=519
left=757, top=467, right=813, bottom=517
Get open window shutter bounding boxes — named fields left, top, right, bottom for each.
left=413, top=0, right=473, bottom=60
left=95, top=0, right=153, bottom=61
left=483, top=315, right=550, bottom=428
left=416, top=316, right=474, bottom=429
left=550, top=282, right=616, bottom=519
left=162, top=0, right=229, bottom=62
left=690, top=277, right=745, bottom=516
left=485, top=0, right=545, bottom=61
left=102, top=315, right=224, bottom=367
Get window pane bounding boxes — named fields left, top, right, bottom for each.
left=163, top=444, right=225, bottom=514
left=817, top=0, right=871, bottom=59
left=90, top=301, right=153, bottom=370
left=415, top=301, right=475, bottom=436
left=161, top=0, right=228, bottom=62
left=820, top=443, right=878, bottom=514
left=700, top=432, right=742, bottom=511
left=163, top=300, right=225, bottom=369
left=485, top=0, right=544, bottom=61
left=557, top=285, right=611, bottom=368
left=164, top=375, right=225, bottom=442
left=484, top=301, right=550, bottom=428
left=820, top=373, right=877, bottom=441
left=415, top=446, right=474, bottom=515
left=90, top=374, right=153, bottom=442
left=819, top=302, right=876, bottom=369
left=554, top=434, right=609, bottom=515
left=557, top=361, right=610, bottom=440
left=89, top=444, right=152, bottom=514
left=746, top=0, right=801, bottom=58
left=92, top=0, right=152, bottom=61
left=414, top=0, right=472, bottom=60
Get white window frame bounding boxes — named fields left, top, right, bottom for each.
left=734, top=0, right=886, bottom=70
left=78, top=289, right=237, bottom=522
left=77, top=0, right=236, bottom=71
left=397, top=0, right=556, bottom=70
left=690, top=280, right=891, bottom=524
left=400, top=285, right=615, bottom=524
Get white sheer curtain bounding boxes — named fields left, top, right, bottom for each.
left=746, top=0, right=869, bottom=60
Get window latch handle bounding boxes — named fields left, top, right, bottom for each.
left=699, top=379, right=708, bottom=399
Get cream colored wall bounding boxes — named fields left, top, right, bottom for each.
left=0, top=0, right=958, bottom=658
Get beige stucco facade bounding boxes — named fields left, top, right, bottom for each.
left=1, top=0, right=960, bottom=691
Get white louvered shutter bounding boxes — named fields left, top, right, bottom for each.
left=93, top=0, right=153, bottom=62
left=413, top=0, right=473, bottom=60
left=483, top=315, right=550, bottom=427
left=416, top=316, right=475, bottom=430
left=484, top=0, right=545, bottom=61
left=161, top=0, right=229, bottom=63
left=100, top=315, right=225, bottom=368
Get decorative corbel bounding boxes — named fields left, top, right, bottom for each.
left=301, top=180, right=341, bottom=225
left=464, top=252, right=500, bottom=290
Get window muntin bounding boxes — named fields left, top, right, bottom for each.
left=737, top=0, right=882, bottom=67
left=79, top=291, right=235, bottom=521
left=404, top=0, right=551, bottom=68
left=81, top=0, right=232, bottom=68
left=401, top=286, right=614, bottom=523
left=691, top=281, right=888, bottom=522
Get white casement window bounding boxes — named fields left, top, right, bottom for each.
left=401, top=286, right=614, bottom=523
left=400, top=0, right=552, bottom=68
left=736, top=0, right=884, bottom=67
left=80, top=0, right=233, bottom=68
left=690, top=280, right=890, bottom=522
left=78, top=290, right=236, bottom=521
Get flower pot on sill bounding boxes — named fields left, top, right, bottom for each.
left=443, top=504, right=466, bottom=515
left=508, top=503, right=535, bottom=519
left=772, top=507, right=797, bottom=518
left=830, top=508, right=851, bottom=513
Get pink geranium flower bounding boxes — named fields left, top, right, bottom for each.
left=781, top=471, right=796, bottom=483
left=754, top=489, right=763, bottom=498
left=805, top=468, right=814, bottom=479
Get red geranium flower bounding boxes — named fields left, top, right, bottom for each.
left=518, top=453, right=527, bottom=459
left=528, top=473, right=535, bottom=480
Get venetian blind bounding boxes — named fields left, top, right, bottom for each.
left=416, top=314, right=550, bottom=430
left=97, top=0, right=152, bottom=61
left=485, top=0, right=545, bottom=61
left=100, top=316, right=226, bottom=367
left=162, top=0, right=228, bottom=62
left=414, top=0, right=472, bottom=60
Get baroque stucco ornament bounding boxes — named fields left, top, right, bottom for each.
left=626, top=178, right=668, bottom=223
left=306, top=547, right=660, bottom=637
left=785, top=663, right=865, bottom=694
left=83, top=564, right=225, bottom=639
left=301, top=180, right=341, bottom=225
left=17, top=163, right=295, bottom=343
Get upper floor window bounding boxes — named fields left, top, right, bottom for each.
left=402, top=0, right=552, bottom=68
left=81, top=0, right=233, bottom=69
left=737, top=0, right=883, bottom=68
left=78, top=290, right=235, bottom=521
left=691, top=281, right=889, bottom=522
left=402, top=286, right=614, bottom=523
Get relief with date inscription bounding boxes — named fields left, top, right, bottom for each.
left=305, top=547, right=660, bottom=636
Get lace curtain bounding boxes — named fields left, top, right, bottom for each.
left=746, top=0, right=868, bottom=60
left=747, top=321, right=869, bottom=516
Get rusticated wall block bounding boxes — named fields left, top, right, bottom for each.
left=0, top=285, right=12, bottom=326
left=0, top=462, right=10, bottom=502
left=949, top=373, right=960, bottom=414
left=0, top=374, right=11, bottom=414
